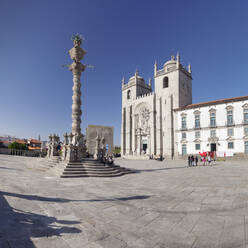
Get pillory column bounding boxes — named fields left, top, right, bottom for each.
left=69, top=34, right=86, bottom=135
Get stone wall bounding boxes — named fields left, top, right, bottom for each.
left=86, top=125, right=114, bottom=156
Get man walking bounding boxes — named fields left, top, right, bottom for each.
left=195, top=156, right=198, bottom=166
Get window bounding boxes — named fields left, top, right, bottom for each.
left=182, top=132, right=186, bottom=139
left=244, top=109, right=248, bottom=124
left=195, top=131, right=200, bottom=139
left=227, top=110, right=233, bottom=125
left=244, top=127, right=248, bottom=135
left=127, top=90, right=131, bottom=99
left=181, top=116, right=187, bottom=129
left=245, top=141, right=248, bottom=154
left=228, top=142, right=234, bottom=149
left=210, top=112, right=216, bottom=127
left=210, top=130, right=216, bottom=137
left=163, top=77, right=169, bottom=88
left=195, top=144, right=200, bottom=150
left=227, top=128, right=234, bottom=137
left=195, top=115, right=200, bottom=128
left=182, top=144, right=187, bottom=155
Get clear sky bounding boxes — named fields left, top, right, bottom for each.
left=1, top=0, right=248, bottom=145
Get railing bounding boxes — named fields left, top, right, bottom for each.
left=0, top=148, right=42, bottom=157
left=209, top=124, right=217, bottom=128
left=243, top=120, right=248, bottom=125
left=194, top=125, right=201, bottom=129
left=226, top=121, right=235, bottom=126
left=181, top=127, right=187, bottom=131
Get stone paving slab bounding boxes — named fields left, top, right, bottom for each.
left=0, top=155, right=248, bottom=247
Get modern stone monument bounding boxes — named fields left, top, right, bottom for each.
left=62, top=34, right=87, bottom=162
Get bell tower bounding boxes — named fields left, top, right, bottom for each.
left=154, top=53, right=192, bottom=158
left=121, top=70, right=152, bottom=156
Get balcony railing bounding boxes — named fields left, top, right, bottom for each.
left=209, top=124, right=217, bottom=128
left=194, top=125, right=201, bottom=129
left=226, top=121, right=235, bottom=126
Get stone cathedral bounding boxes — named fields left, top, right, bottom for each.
left=121, top=53, right=192, bottom=159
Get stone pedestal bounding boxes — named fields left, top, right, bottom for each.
left=62, top=132, right=86, bottom=162
left=47, top=134, right=60, bottom=159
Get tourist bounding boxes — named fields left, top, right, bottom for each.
left=195, top=156, right=198, bottom=166
left=208, top=155, right=212, bottom=166
left=191, top=155, right=195, bottom=166
left=203, top=156, right=206, bottom=166
left=159, top=154, right=163, bottom=161
left=108, top=155, right=113, bottom=165
left=188, top=156, right=191, bottom=167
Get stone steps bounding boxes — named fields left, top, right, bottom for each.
left=61, top=172, right=124, bottom=178
left=61, top=159, right=136, bottom=178
left=64, top=167, right=116, bottom=171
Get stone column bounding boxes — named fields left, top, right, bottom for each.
left=66, top=34, right=87, bottom=162
left=147, top=133, right=151, bottom=156
left=69, top=38, right=86, bottom=136
left=137, top=129, right=141, bottom=155
left=131, top=114, right=136, bottom=155
left=126, top=107, right=130, bottom=155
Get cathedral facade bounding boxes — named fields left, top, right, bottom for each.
left=121, top=54, right=248, bottom=159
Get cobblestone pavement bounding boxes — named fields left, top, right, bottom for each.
left=0, top=155, right=248, bottom=247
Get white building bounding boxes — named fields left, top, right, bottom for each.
left=121, top=54, right=248, bottom=159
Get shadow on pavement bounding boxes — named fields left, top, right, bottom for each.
left=82, top=195, right=151, bottom=202
left=0, top=191, right=81, bottom=248
left=1, top=191, right=151, bottom=203
left=136, top=166, right=188, bottom=173
left=0, top=166, right=23, bottom=171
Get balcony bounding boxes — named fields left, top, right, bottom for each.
left=209, top=124, right=217, bottom=128
left=181, top=126, right=187, bottom=131
left=226, top=121, right=235, bottom=127
left=194, top=125, right=201, bottom=130
left=243, top=120, right=248, bottom=125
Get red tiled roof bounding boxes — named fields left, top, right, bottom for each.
left=29, top=139, right=42, bottom=144
left=1, top=140, right=10, bottom=144
left=174, top=95, right=248, bottom=111
left=15, top=139, right=27, bottom=144
left=28, top=146, right=41, bottom=150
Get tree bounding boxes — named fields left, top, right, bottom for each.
left=8, top=142, right=28, bottom=150
left=113, top=146, right=121, bottom=154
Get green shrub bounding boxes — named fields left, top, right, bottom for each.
left=8, top=142, right=28, bottom=150
left=113, top=146, right=121, bottom=154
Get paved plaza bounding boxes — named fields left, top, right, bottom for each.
left=0, top=155, right=248, bottom=247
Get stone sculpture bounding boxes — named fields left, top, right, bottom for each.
left=47, top=134, right=60, bottom=158
left=61, top=34, right=87, bottom=162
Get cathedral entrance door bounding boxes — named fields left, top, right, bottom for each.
left=141, top=137, right=148, bottom=154
left=143, top=144, right=147, bottom=152
left=211, top=143, right=216, bottom=152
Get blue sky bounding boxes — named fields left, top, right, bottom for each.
left=1, top=0, right=248, bottom=145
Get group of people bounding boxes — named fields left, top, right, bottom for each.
left=188, top=155, right=198, bottom=166
left=188, top=154, right=212, bottom=167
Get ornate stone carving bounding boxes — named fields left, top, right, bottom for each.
left=61, top=35, right=87, bottom=162
left=47, top=134, right=60, bottom=158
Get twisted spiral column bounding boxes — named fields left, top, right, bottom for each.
left=71, top=68, right=82, bottom=135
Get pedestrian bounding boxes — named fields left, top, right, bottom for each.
left=208, top=155, right=212, bottom=166
left=195, top=156, right=198, bottom=166
left=203, top=156, right=206, bottom=166
left=188, top=156, right=191, bottom=167
left=191, top=155, right=195, bottom=166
